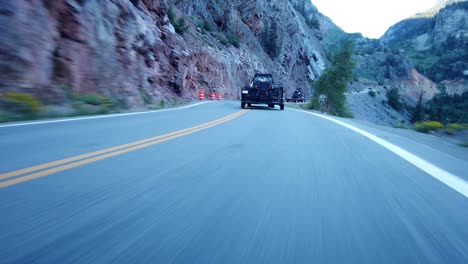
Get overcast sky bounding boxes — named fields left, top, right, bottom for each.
left=312, top=0, right=438, bottom=38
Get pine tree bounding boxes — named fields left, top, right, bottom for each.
left=411, top=91, right=425, bottom=123
left=386, top=87, right=402, bottom=111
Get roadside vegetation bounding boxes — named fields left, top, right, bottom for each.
left=0, top=92, right=43, bottom=121
left=308, top=39, right=355, bottom=117
left=72, top=94, right=118, bottom=116
left=407, top=90, right=468, bottom=135
left=413, top=121, right=468, bottom=135
left=413, top=121, right=444, bottom=133
left=0, top=88, right=193, bottom=124
left=0, top=91, right=119, bottom=123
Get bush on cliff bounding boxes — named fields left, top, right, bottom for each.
left=168, top=5, right=189, bottom=34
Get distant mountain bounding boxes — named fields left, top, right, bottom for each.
left=381, top=0, right=468, bottom=83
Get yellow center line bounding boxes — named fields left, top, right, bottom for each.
left=0, top=110, right=246, bottom=181
left=0, top=109, right=249, bottom=188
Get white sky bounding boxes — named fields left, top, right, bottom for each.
left=312, top=0, right=438, bottom=38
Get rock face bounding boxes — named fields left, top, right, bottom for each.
left=381, top=0, right=468, bottom=47
left=380, top=0, right=468, bottom=83
left=0, top=0, right=327, bottom=107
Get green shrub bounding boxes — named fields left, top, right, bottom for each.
left=0, top=111, right=5, bottom=123
left=202, top=19, right=212, bottom=32
left=140, top=90, right=152, bottom=105
left=414, top=121, right=443, bottom=133
left=168, top=5, right=189, bottom=34
left=443, top=123, right=468, bottom=135
left=461, top=141, right=468, bottom=148
left=80, top=94, right=108, bottom=106
left=217, top=33, right=229, bottom=46
left=226, top=33, right=240, bottom=48
left=72, top=100, right=112, bottom=116
left=3, top=92, right=42, bottom=117
left=307, top=96, right=320, bottom=110
left=395, top=123, right=407, bottom=129
left=174, top=17, right=189, bottom=34
left=168, top=5, right=176, bottom=25
left=78, top=94, right=116, bottom=113
left=368, top=90, right=376, bottom=97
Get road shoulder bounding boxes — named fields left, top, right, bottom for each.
left=288, top=107, right=468, bottom=182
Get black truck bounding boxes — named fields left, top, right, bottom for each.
left=241, top=73, right=285, bottom=110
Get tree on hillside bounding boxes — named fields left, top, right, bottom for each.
left=411, top=90, right=425, bottom=123
left=261, top=20, right=280, bottom=59
left=308, top=39, right=355, bottom=117
left=425, top=91, right=468, bottom=124
left=386, top=87, right=402, bottom=111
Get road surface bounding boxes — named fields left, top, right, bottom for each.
left=1, top=101, right=468, bottom=263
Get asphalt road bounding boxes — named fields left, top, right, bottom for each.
left=1, top=101, right=468, bottom=263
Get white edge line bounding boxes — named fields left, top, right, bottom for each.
left=289, top=108, right=468, bottom=199
left=0, top=101, right=213, bottom=128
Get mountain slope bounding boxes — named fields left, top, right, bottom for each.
left=381, top=0, right=468, bottom=83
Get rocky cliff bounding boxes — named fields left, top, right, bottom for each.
left=0, top=0, right=326, bottom=113
left=381, top=0, right=468, bottom=84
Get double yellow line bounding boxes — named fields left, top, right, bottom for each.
left=0, top=109, right=249, bottom=188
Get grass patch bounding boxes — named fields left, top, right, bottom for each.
left=0, top=111, right=6, bottom=123
left=414, top=121, right=443, bottom=133
left=460, top=141, right=468, bottom=148
left=147, top=99, right=167, bottom=110
left=395, top=121, right=408, bottom=129
left=196, top=18, right=212, bottom=34
left=71, top=94, right=117, bottom=116
left=1, top=92, right=43, bottom=119
left=216, top=32, right=229, bottom=46
left=285, top=103, right=307, bottom=110
left=139, top=89, right=152, bottom=105
left=226, top=33, right=240, bottom=48
left=79, top=94, right=114, bottom=108
left=443, top=123, right=468, bottom=135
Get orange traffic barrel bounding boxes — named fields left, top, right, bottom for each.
left=210, top=92, right=215, bottom=100
left=199, top=90, right=205, bottom=100
left=217, top=93, right=222, bottom=100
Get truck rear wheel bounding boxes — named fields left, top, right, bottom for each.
left=241, top=102, right=245, bottom=109
left=280, top=104, right=285, bottom=110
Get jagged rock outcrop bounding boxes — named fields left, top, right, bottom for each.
left=0, top=0, right=327, bottom=109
